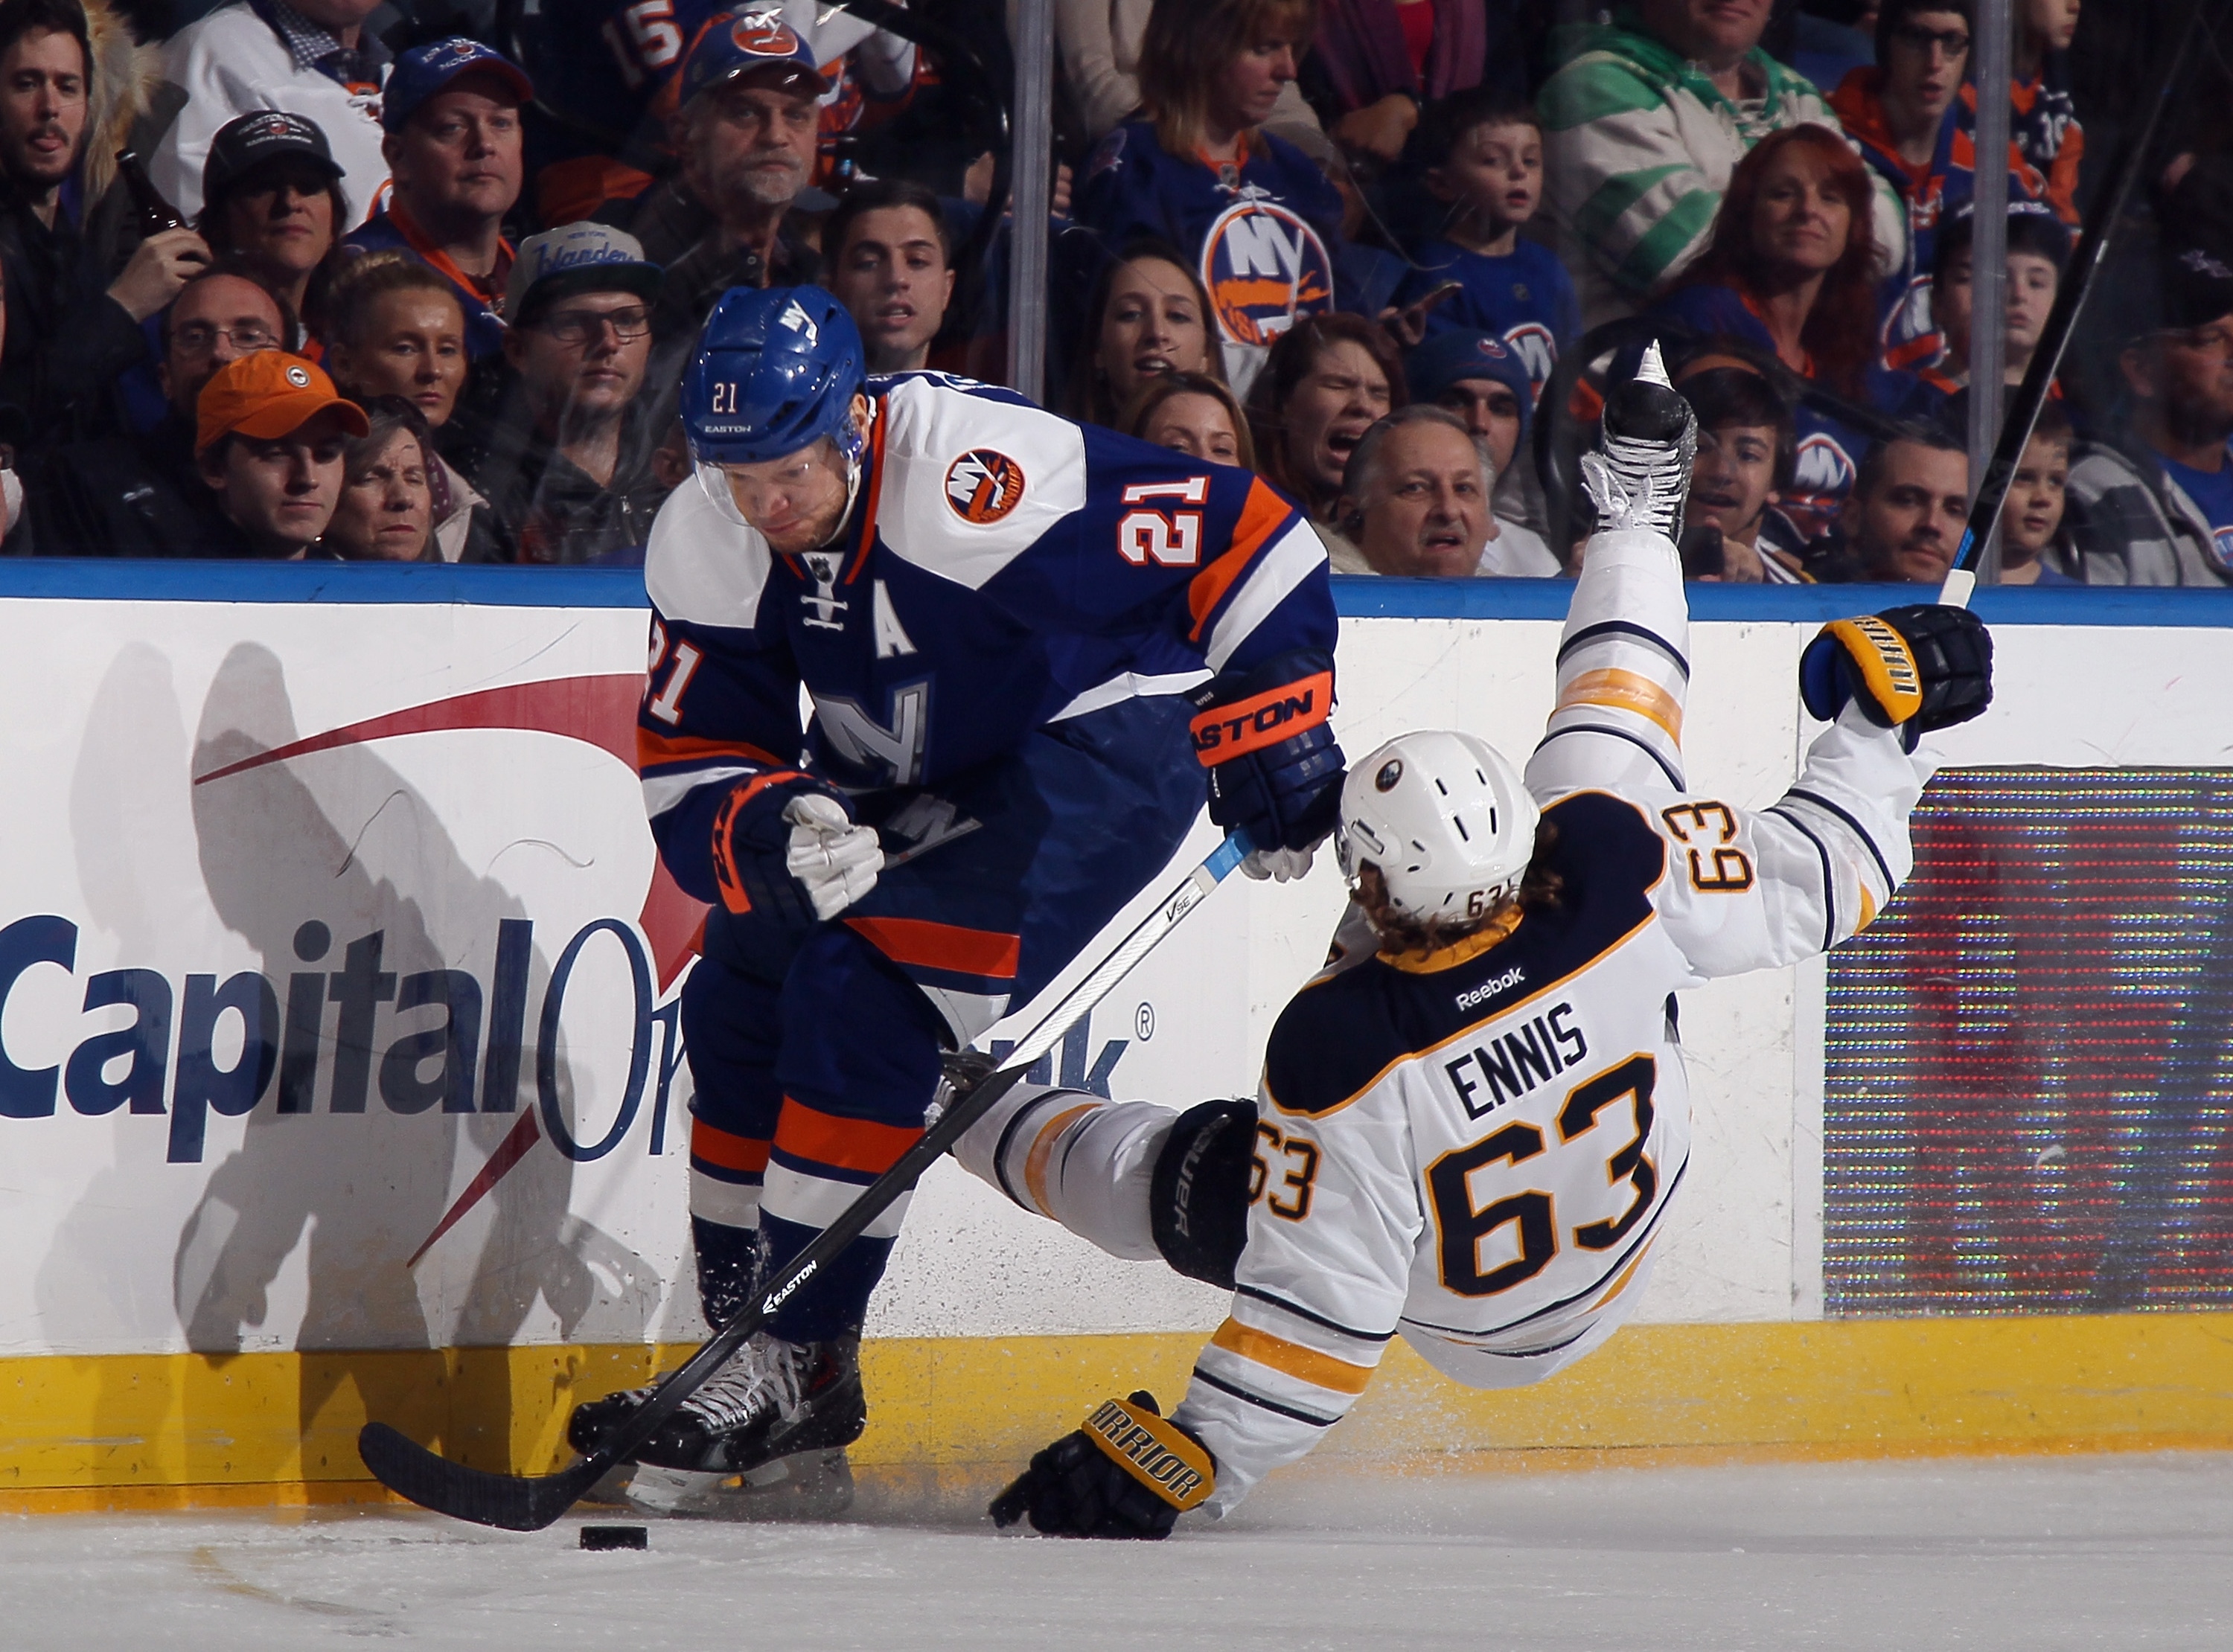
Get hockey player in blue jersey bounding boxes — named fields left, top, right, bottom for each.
left=566, top=284, right=1344, bottom=1509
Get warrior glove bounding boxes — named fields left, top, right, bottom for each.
left=988, top=1392, right=1215, bottom=1540
left=1189, top=649, right=1345, bottom=882
left=712, top=773, right=884, bottom=934
left=1800, top=604, right=1993, bottom=750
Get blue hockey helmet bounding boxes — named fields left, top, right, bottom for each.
left=683, top=285, right=867, bottom=467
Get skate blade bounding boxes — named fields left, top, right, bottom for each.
left=624, top=1453, right=855, bottom=1522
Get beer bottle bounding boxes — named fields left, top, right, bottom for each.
left=117, top=150, right=188, bottom=237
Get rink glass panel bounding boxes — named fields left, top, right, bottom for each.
left=1823, top=768, right=2233, bottom=1315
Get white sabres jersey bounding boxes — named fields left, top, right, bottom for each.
left=1173, top=527, right=1936, bottom=1514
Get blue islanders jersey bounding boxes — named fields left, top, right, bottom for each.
left=639, top=373, right=1336, bottom=908
left=1395, top=237, right=1579, bottom=403
left=1076, top=119, right=1349, bottom=392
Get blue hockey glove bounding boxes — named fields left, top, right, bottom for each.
left=711, top=772, right=883, bottom=934
left=988, top=1392, right=1215, bottom=1539
left=1189, top=650, right=1344, bottom=878
left=1800, top=604, right=1992, bottom=749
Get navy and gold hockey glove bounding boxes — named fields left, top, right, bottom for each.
left=988, top=1392, right=1215, bottom=1540
left=1188, top=648, right=1344, bottom=880
left=1800, top=604, right=1992, bottom=748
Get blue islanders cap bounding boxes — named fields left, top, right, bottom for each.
left=505, top=222, right=664, bottom=323
left=383, top=36, right=534, bottom=132
left=1406, top=330, right=1535, bottom=444
left=677, top=8, right=828, bottom=106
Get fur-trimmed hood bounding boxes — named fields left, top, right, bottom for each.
left=80, top=0, right=164, bottom=206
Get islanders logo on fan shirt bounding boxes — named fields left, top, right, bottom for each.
left=1785, top=431, right=1859, bottom=540
left=1198, top=197, right=1334, bottom=349
left=1501, top=322, right=1558, bottom=402
left=945, top=449, right=1025, bottom=524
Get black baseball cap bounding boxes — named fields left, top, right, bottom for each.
left=202, top=111, right=344, bottom=207
left=2159, top=244, right=2233, bottom=333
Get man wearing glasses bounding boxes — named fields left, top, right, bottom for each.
left=467, top=222, right=672, bottom=564
left=2066, top=247, right=2233, bottom=587
left=19, top=262, right=293, bottom=555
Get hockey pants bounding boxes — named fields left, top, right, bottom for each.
left=682, top=695, right=1208, bottom=1343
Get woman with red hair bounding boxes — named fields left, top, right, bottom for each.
left=1649, top=124, right=1896, bottom=538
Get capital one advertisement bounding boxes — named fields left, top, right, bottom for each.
left=0, top=595, right=1256, bottom=1366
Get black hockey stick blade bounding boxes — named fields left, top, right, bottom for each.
left=357, top=830, right=1252, bottom=1529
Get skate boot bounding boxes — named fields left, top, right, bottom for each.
left=1579, top=339, right=1699, bottom=542
left=632, top=1330, right=866, bottom=1477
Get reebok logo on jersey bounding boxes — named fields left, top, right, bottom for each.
left=1455, top=967, right=1525, bottom=1011
left=945, top=449, right=1026, bottom=524
left=1443, top=1002, right=1588, bottom=1120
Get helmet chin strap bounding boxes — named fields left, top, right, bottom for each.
left=813, top=400, right=875, bottom=551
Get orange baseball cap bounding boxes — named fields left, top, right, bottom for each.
left=196, top=352, right=371, bottom=455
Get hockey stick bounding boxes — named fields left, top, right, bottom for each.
left=358, top=829, right=1255, bottom=1530
left=1938, top=0, right=2221, bottom=609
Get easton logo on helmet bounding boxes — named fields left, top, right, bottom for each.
left=945, top=450, right=1025, bottom=524
left=731, top=10, right=802, bottom=56
left=1198, top=199, right=1333, bottom=348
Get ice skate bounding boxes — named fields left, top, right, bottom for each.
left=617, top=1447, right=857, bottom=1522
left=1579, top=339, right=1699, bottom=541
left=626, top=1330, right=866, bottom=1476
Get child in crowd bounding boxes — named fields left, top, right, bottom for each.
left=1901, top=201, right=2069, bottom=426
left=1675, top=365, right=1812, bottom=582
left=1999, top=399, right=2083, bottom=583
left=1393, top=90, right=1579, bottom=406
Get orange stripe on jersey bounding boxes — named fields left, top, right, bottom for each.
left=1187, top=478, right=1291, bottom=641
left=637, top=729, right=783, bottom=772
left=691, top=1117, right=771, bottom=1174
left=1210, top=1319, right=1374, bottom=1395
left=1556, top=667, right=1683, bottom=743
left=842, top=400, right=890, bottom=585
left=1856, top=882, right=1879, bottom=932
left=774, top=1098, right=924, bottom=1174
left=1023, top=1101, right=1098, bottom=1217
left=845, top=915, right=1020, bottom=980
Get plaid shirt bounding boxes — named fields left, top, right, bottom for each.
left=249, top=0, right=387, bottom=88
left=2065, top=435, right=2233, bottom=587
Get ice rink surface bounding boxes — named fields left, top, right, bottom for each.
left=7, top=1453, right=2229, bottom=1650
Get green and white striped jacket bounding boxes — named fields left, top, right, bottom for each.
left=1539, top=13, right=1905, bottom=328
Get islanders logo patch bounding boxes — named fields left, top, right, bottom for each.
left=1198, top=201, right=1334, bottom=348
left=732, top=10, right=802, bottom=57
left=945, top=449, right=1026, bottom=524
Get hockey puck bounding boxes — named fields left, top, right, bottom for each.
left=580, top=1525, right=648, bottom=1551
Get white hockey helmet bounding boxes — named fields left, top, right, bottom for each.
left=1334, top=730, right=1541, bottom=926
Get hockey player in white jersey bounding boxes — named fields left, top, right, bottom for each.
left=957, top=346, right=1995, bottom=1537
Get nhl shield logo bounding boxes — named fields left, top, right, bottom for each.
left=1198, top=201, right=1334, bottom=348
left=945, top=449, right=1025, bottom=524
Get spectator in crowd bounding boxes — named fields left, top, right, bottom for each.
left=1674, top=364, right=1810, bottom=580
left=1403, top=327, right=1541, bottom=535
left=1303, top=0, right=1487, bottom=165
left=324, top=394, right=435, bottom=560
left=1070, top=240, right=1221, bottom=429
left=1804, top=422, right=1968, bottom=583
left=1649, top=124, right=1886, bottom=540
left=342, top=39, right=530, bottom=363
left=194, top=349, right=368, bottom=558
left=1120, top=368, right=1255, bottom=467
left=1329, top=404, right=1559, bottom=576
left=1999, top=398, right=2082, bottom=584
left=21, top=261, right=290, bottom=556
left=1392, top=90, right=1577, bottom=406
left=2066, top=249, right=2233, bottom=586
left=652, top=15, right=827, bottom=339
left=470, top=223, right=670, bottom=564
left=2013, top=0, right=2083, bottom=224
left=822, top=177, right=953, bottom=376
left=1247, top=311, right=1404, bottom=525
left=1539, top=0, right=1903, bottom=327
left=195, top=111, right=348, bottom=347
left=1076, top=0, right=1349, bottom=394
left=1899, top=202, right=2068, bottom=425
left=1049, top=0, right=1323, bottom=144
left=152, top=0, right=388, bottom=224
left=322, top=252, right=501, bottom=563
left=0, top=0, right=208, bottom=439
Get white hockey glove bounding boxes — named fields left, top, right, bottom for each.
left=783, top=792, right=884, bottom=921
left=1242, top=843, right=1317, bottom=883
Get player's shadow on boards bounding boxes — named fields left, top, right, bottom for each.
left=41, top=640, right=659, bottom=1496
